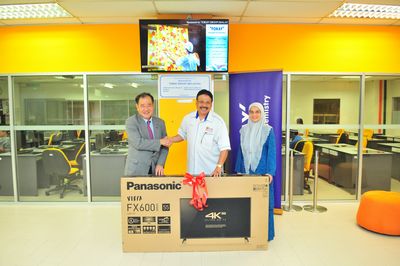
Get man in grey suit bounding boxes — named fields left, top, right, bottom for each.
left=124, top=93, right=171, bottom=176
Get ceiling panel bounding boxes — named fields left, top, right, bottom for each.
left=0, top=0, right=49, bottom=3
left=245, top=1, right=342, bottom=17
left=58, top=0, right=154, bottom=2
left=0, top=0, right=399, bottom=26
left=155, top=1, right=247, bottom=17
left=240, top=16, right=321, bottom=24
left=320, top=17, right=398, bottom=25
left=79, top=16, right=155, bottom=24
left=59, top=1, right=156, bottom=17
left=1, top=17, right=81, bottom=25
left=213, top=16, right=241, bottom=23
left=347, top=0, right=400, bottom=4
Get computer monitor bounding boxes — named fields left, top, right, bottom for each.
left=108, top=130, right=120, bottom=143
left=16, top=131, right=27, bottom=149
left=95, top=133, right=105, bottom=152
left=33, top=131, right=45, bottom=147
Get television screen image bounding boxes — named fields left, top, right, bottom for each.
left=180, top=197, right=251, bottom=239
left=140, top=19, right=228, bottom=72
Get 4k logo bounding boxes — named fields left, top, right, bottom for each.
left=205, top=211, right=226, bottom=220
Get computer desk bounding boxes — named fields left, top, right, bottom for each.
left=374, top=134, right=400, bottom=143
left=0, top=152, right=13, bottom=196
left=16, top=144, right=78, bottom=196
left=347, top=136, right=383, bottom=149
left=315, top=143, right=392, bottom=194
left=83, top=149, right=128, bottom=197
left=17, top=153, right=45, bottom=196
left=303, top=136, right=329, bottom=144
left=377, top=143, right=400, bottom=181
left=281, top=150, right=305, bottom=195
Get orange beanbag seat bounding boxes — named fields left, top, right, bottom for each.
left=356, top=191, right=400, bottom=236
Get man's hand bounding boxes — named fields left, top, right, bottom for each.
left=211, top=165, right=222, bottom=177
left=160, top=137, right=172, bottom=147
left=155, top=165, right=164, bottom=176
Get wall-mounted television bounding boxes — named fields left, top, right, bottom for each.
left=139, top=19, right=229, bottom=72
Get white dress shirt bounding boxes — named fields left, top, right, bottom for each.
left=178, top=111, right=231, bottom=175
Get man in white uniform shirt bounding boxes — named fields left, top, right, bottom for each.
left=170, top=89, right=231, bottom=176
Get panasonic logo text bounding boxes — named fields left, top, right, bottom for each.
left=127, top=181, right=182, bottom=191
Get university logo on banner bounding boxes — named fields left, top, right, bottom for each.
left=229, top=71, right=283, bottom=208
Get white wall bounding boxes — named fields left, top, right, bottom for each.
left=290, top=79, right=360, bottom=125
left=387, top=79, right=400, bottom=124
left=365, top=80, right=380, bottom=125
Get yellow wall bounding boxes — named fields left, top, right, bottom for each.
left=1, top=23, right=399, bottom=175
left=1, top=24, right=400, bottom=73
left=229, top=24, right=400, bottom=73
left=0, top=24, right=140, bottom=73
left=159, top=99, right=196, bottom=175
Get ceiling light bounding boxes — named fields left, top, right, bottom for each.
left=329, top=3, right=400, bottom=19
left=104, top=83, right=114, bottom=89
left=0, top=3, right=72, bottom=20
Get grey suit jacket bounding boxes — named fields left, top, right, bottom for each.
left=124, top=114, right=169, bottom=176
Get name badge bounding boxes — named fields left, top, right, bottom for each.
left=205, top=126, right=214, bottom=134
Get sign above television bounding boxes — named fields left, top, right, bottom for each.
left=140, top=19, right=229, bottom=72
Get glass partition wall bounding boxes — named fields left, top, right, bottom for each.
left=2, top=73, right=399, bottom=202
left=87, top=74, right=158, bottom=202
left=0, top=77, right=12, bottom=201
left=13, top=75, right=86, bottom=202
left=364, top=76, right=400, bottom=194
left=289, top=75, right=361, bottom=201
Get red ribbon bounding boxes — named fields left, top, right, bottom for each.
left=183, top=172, right=208, bottom=211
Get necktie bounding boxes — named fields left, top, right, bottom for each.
left=147, top=120, right=154, bottom=139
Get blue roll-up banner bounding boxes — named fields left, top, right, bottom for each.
left=229, top=71, right=283, bottom=208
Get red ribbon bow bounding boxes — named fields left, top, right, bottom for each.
left=183, top=172, right=208, bottom=211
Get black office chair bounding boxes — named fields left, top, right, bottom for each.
left=42, top=148, right=83, bottom=198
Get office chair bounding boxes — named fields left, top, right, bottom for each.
left=336, top=131, right=349, bottom=144
left=47, top=132, right=62, bottom=145
left=294, top=140, right=313, bottom=194
left=304, top=128, right=309, bottom=138
left=337, top=129, right=345, bottom=135
left=363, top=129, right=374, bottom=139
left=109, top=130, right=120, bottom=142
left=42, top=148, right=83, bottom=198
left=355, top=129, right=373, bottom=149
left=69, top=143, right=85, bottom=167
left=122, top=131, right=128, bottom=141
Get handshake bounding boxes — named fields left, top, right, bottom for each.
left=160, top=136, right=173, bottom=147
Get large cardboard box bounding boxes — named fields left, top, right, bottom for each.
left=121, top=176, right=269, bottom=252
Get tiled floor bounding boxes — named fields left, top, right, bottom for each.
left=0, top=203, right=399, bottom=266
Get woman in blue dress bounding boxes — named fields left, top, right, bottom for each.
left=235, top=102, right=276, bottom=241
